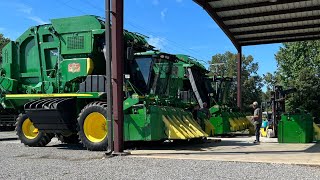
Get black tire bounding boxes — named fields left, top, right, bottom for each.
left=15, top=114, right=54, bottom=147
left=56, top=133, right=80, bottom=144
left=77, top=102, right=108, bottom=151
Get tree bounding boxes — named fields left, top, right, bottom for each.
left=0, top=33, right=10, bottom=63
left=261, top=71, right=282, bottom=101
left=274, top=41, right=320, bottom=119
left=210, top=51, right=263, bottom=112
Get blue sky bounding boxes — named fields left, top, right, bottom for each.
left=0, top=0, right=280, bottom=87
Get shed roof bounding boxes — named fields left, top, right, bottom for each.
left=194, top=0, right=320, bottom=51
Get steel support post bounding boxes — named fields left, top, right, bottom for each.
left=237, top=47, right=242, bottom=110
left=111, top=0, right=124, bottom=153
left=105, top=0, right=113, bottom=153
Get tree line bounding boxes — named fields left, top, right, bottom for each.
left=210, top=40, right=320, bottom=120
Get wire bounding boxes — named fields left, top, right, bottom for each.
left=82, top=0, right=208, bottom=62
left=125, top=20, right=208, bottom=62
left=55, top=0, right=88, bottom=14
left=24, top=0, right=77, bottom=16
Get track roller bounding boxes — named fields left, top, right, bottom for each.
left=15, top=114, right=54, bottom=147
left=77, top=102, right=108, bottom=151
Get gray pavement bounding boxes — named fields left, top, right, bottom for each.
left=0, top=131, right=320, bottom=180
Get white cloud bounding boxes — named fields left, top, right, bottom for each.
left=16, top=3, right=33, bottom=14
left=152, top=0, right=159, bottom=5
left=176, top=0, right=183, bottom=3
left=28, top=16, right=49, bottom=24
left=161, top=8, right=168, bottom=21
left=148, top=35, right=167, bottom=50
left=12, top=3, right=48, bottom=25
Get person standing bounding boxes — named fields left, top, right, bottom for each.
left=192, top=105, right=200, bottom=124
left=199, top=102, right=211, bottom=130
left=252, top=101, right=262, bottom=144
left=200, top=102, right=211, bottom=119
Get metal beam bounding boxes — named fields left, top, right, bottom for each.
left=237, top=48, right=242, bottom=110
left=240, top=35, right=320, bottom=46
left=193, top=0, right=240, bottom=51
left=233, top=23, right=320, bottom=36
left=237, top=31, right=320, bottom=42
left=228, top=15, right=320, bottom=29
left=221, top=5, right=320, bottom=21
left=111, top=0, right=124, bottom=153
left=215, top=0, right=304, bottom=12
left=105, top=0, right=113, bottom=153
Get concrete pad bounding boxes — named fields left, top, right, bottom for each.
left=130, top=136, right=320, bottom=166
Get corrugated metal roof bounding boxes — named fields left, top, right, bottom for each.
left=194, top=0, right=320, bottom=50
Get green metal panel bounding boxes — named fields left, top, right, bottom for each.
left=209, top=113, right=231, bottom=135
left=148, top=106, right=166, bottom=140
left=175, top=54, right=207, bottom=72
left=51, top=15, right=103, bottom=34
left=1, top=41, right=19, bottom=80
left=60, top=58, right=90, bottom=82
left=124, top=110, right=147, bottom=141
left=60, top=32, right=92, bottom=55
left=124, top=105, right=166, bottom=141
left=0, top=77, right=18, bottom=92
left=278, top=113, right=314, bottom=143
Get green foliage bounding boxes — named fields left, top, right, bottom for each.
left=210, top=51, right=263, bottom=112
left=0, top=33, right=10, bottom=62
left=271, top=41, right=320, bottom=118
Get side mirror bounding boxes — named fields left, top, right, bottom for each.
left=126, top=47, right=134, bottom=61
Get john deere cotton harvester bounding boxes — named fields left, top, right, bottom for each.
left=0, top=15, right=207, bottom=151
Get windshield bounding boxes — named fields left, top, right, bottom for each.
left=129, top=57, right=153, bottom=94
left=136, top=57, right=152, bottom=84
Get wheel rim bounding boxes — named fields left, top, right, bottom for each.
left=22, top=118, right=39, bottom=139
left=84, top=112, right=107, bottom=143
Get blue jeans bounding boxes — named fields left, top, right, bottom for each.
left=254, top=122, right=261, bottom=142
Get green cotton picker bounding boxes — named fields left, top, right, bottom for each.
left=0, top=15, right=208, bottom=151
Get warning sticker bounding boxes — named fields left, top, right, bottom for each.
left=68, top=63, right=81, bottom=73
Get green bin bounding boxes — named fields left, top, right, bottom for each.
left=278, top=113, right=314, bottom=143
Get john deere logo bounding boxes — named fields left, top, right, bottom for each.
left=68, top=63, right=80, bottom=73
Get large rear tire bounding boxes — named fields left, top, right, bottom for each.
left=15, top=114, right=54, bottom=147
left=77, top=102, right=108, bottom=151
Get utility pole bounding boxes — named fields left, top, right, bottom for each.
left=210, top=63, right=225, bottom=94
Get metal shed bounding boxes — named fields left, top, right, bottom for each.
left=194, top=0, right=320, bottom=109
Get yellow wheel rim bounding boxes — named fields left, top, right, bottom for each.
left=22, top=118, right=39, bottom=139
left=84, top=112, right=107, bottom=143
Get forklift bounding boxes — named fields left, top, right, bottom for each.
left=260, top=86, right=296, bottom=138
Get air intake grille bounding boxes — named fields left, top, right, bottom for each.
left=67, top=36, right=84, bottom=50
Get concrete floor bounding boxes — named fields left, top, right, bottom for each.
left=0, top=131, right=319, bottom=166
left=130, top=136, right=320, bottom=166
